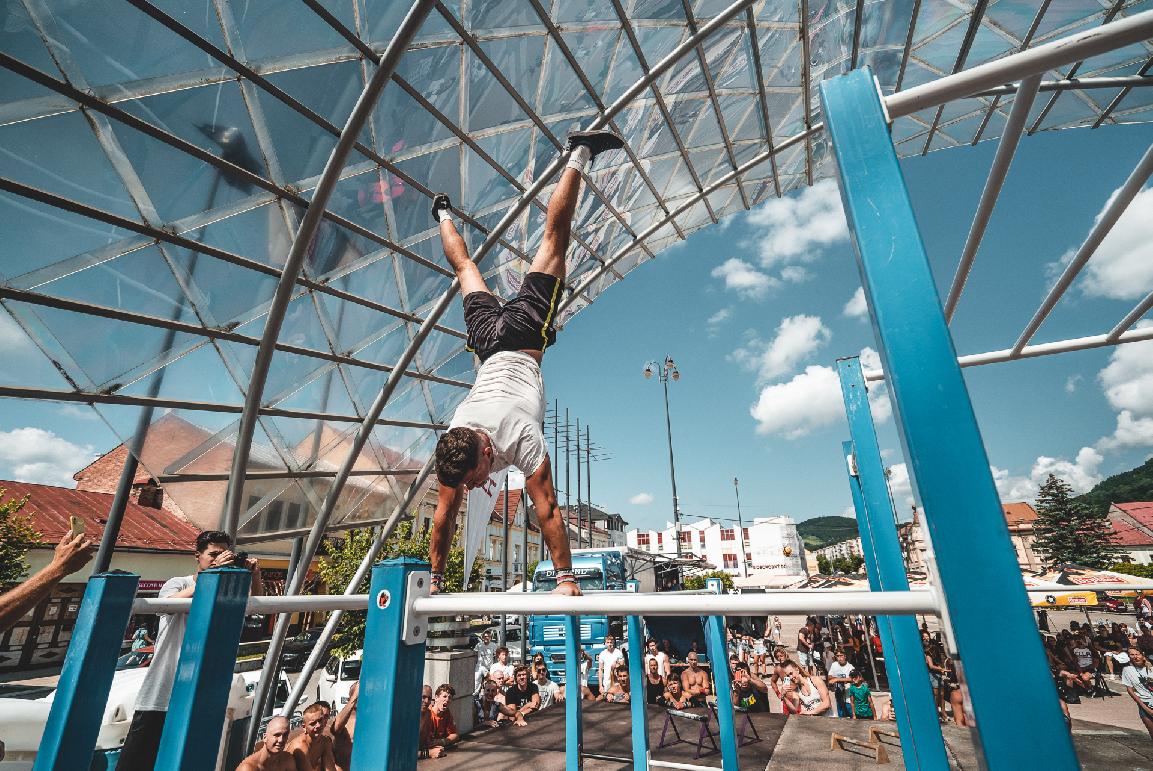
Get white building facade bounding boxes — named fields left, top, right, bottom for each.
left=626, top=516, right=808, bottom=587
left=813, top=537, right=864, bottom=562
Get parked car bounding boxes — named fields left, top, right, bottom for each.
left=317, top=651, right=361, bottom=709
left=115, top=646, right=154, bottom=670
left=1097, top=595, right=1128, bottom=613
left=280, top=628, right=334, bottom=673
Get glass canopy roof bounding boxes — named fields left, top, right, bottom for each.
left=2, top=0, right=1151, bottom=542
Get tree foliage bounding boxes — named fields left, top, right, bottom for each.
left=816, top=554, right=865, bottom=575
left=0, top=487, right=42, bottom=587
left=683, top=570, right=735, bottom=591
left=1110, top=561, right=1153, bottom=579
left=1033, top=474, right=1117, bottom=569
left=316, top=521, right=484, bottom=656
left=797, top=516, right=859, bottom=550
left=1074, top=455, right=1153, bottom=516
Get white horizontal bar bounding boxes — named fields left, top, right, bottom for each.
left=886, top=10, right=1153, bottom=118
left=132, top=594, right=370, bottom=614
left=650, top=760, right=720, bottom=770
left=412, top=589, right=940, bottom=617
left=863, top=324, right=1153, bottom=381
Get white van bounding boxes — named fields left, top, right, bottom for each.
left=316, top=650, right=361, bottom=709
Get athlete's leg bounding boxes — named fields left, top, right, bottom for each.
left=524, top=455, right=578, bottom=596
left=433, top=193, right=490, bottom=297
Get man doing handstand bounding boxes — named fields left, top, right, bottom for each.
left=428, top=129, right=624, bottom=595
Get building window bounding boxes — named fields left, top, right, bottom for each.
left=720, top=528, right=735, bottom=541
left=723, top=554, right=737, bottom=569
left=699, top=531, right=706, bottom=546
left=680, top=531, right=692, bottom=545
left=657, top=532, right=663, bottom=546
left=637, top=533, right=650, bottom=547
left=742, top=527, right=750, bottom=542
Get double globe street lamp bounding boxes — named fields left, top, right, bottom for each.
left=643, top=356, right=682, bottom=558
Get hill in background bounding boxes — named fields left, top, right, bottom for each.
left=1074, top=455, right=1153, bottom=515
left=797, top=515, right=858, bottom=550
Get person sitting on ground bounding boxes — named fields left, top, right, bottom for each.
left=501, top=665, right=541, bottom=726
left=846, top=670, right=876, bottom=720
left=0, top=528, right=94, bottom=634
left=534, top=664, right=563, bottom=709
left=731, top=662, right=770, bottom=713
left=237, top=716, right=294, bottom=771
left=645, top=638, right=671, bottom=679
left=1122, top=647, right=1153, bottom=740
left=427, top=130, right=626, bottom=598
left=597, top=635, right=625, bottom=694
left=1136, top=625, right=1153, bottom=658
left=331, top=682, right=357, bottom=771
left=287, top=702, right=336, bottom=771
left=474, top=678, right=503, bottom=729
left=680, top=651, right=710, bottom=706
left=825, top=649, right=856, bottom=718
left=661, top=675, right=693, bottom=710
left=783, top=662, right=830, bottom=716
left=1066, top=632, right=1100, bottom=695
left=489, top=645, right=515, bottom=685
left=425, top=683, right=461, bottom=756
left=600, top=667, right=631, bottom=703
left=644, top=657, right=666, bottom=705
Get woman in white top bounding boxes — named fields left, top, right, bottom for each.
left=786, top=663, right=831, bottom=716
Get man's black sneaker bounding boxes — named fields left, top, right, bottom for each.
left=431, top=193, right=452, bottom=222
left=567, top=129, right=626, bottom=159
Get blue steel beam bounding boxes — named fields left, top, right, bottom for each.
left=626, top=581, right=650, bottom=770
left=155, top=567, right=252, bottom=771
left=352, top=558, right=429, bottom=770
left=820, top=68, right=1077, bottom=768
left=564, top=614, right=584, bottom=770
left=33, top=572, right=139, bottom=771
left=702, top=579, right=738, bottom=771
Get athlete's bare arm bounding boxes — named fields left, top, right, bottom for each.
left=524, top=456, right=578, bottom=596
left=428, top=483, right=464, bottom=588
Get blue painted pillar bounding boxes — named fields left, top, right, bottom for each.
left=564, top=614, right=584, bottom=771
left=820, top=67, right=1077, bottom=768
left=351, top=557, right=429, bottom=771
left=702, top=579, right=738, bottom=771
left=625, top=580, right=649, bottom=770
left=154, top=566, right=251, bottom=771
left=34, top=572, right=139, bottom=771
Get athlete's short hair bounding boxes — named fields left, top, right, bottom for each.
left=435, top=427, right=480, bottom=487
left=303, top=702, right=327, bottom=720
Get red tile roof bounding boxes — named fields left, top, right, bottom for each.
left=1109, top=502, right=1153, bottom=547
left=0, top=479, right=202, bottom=552
left=488, top=488, right=540, bottom=531
left=1003, top=502, right=1038, bottom=527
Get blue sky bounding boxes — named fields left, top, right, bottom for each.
left=2, top=122, right=1152, bottom=538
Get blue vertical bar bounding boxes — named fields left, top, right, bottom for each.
left=821, top=67, right=1077, bottom=768
left=34, top=572, right=139, bottom=771
left=840, top=413, right=946, bottom=771
left=625, top=580, right=649, bottom=771
left=702, top=579, right=738, bottom=771
left=155, top=566, right=251, bottom=771
left=564, top=614, right=583, bottom=771
left=352, top=557, right=428, bottom=771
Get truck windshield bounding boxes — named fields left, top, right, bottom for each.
left=533, top=572, right=604, bottom=592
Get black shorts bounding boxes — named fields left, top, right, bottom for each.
left=463, top=271, right=561, bottom=362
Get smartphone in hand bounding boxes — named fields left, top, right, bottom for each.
left=70, top=515, right=85, bottom=536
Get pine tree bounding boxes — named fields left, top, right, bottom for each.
left=1032, top=474, right=1117, bottom=569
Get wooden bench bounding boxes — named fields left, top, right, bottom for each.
left=830, top=733, right=889, bottom=764
left=867, top=726, right=900, bottom=746
left=658, top=709, right=718, bottom=758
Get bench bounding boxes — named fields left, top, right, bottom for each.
left=658, top=709, right=718, bottom=758
left=831, top=733, right=889, bottom=764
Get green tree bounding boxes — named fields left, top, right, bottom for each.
left=1109, top=561, right=1153, bottom=579
left=1032, top=474, right=1117, bottom=569
left=831, top=555, right=865, bottom=574
left=0, top=487, right=42, bottom=586
left=816, top=555, right=832, bottom=575
left=683, top=570, right=735, bottom=591
left=316, top=521, right=483, bottom=656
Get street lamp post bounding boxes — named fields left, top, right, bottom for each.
left=644, top=356, right=682, bottom=558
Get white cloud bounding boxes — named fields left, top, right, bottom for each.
left=706, top=308, right=732, bottom=336
left=1098, top=331, right=1153, bottom=416
left=744, top=179, right=849, bottom=267
left=991, top=446, right=1105, bottom=502
left=779, top=266, right=812, bottom=284
left=0, top=310, right=33, bottom=353
left=711, top=258, right=776, bottom=299
left=1066, top=186, right=1153, bottom=301
left=0, top=427, right=95, bottom=487
left=57, top=404, right=101, bottom=421
left=1097, top=410, right=1153, bottom=451
left=734, top=315, right=831, bottom=382
left=843, top=287, right=868, bottom=319
left=885, top=463, right=914, bottom=507
left=629, top=492, right=654, bottom=505
left=1064, top=375, right=1081, bottom=394
left=749, top=348, right=890, bottom=438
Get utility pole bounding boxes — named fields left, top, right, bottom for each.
left=576, top=417, right=583, bottom=549
left=734, top=477, right=747, bottom=578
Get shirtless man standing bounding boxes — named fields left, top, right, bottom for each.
left=237, top=716, right=294, bottom=771
left=681, top=651, right=711, bottom=705
left=427, top=129, right=626, bottom=596
left=286, top=702, right=336, bottom=771
left=331, top=682, right=357, bottom=771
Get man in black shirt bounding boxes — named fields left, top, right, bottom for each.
left=644, top=657, right=666, bottom=704
left=731, top=662, right=770, bottom=713
left=501, top=665, right=540, bottom=727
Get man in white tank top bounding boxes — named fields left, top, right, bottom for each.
left=427, top=130, right=626, bottom=595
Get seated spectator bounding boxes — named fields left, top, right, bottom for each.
left=501, top=665, right=541, bottom=726
left=661, top=676, right=693, bottom=710
left=286, top=702, right=336, bottom=771
left=421, top=684, right=460, bottom=757
left=1137, top=625, right=1153, bottom=658
left=645, top=638, right=671, bottom=678
left=237, top=715, right=294, bottom=771
left=1122, top=647, right=1153, bottom=740
left=489, top=646, right=515, bottom=683
left=489, top=668, right=509, bottom=693
left=331, top=682, right=358, bottom=771
left=534, top=664, right=563, bottom=709
left=680, top=651, right=710, bottom=705
left=1066, top=633, right=1100, bottom=694
left=474, top=678, right=502, bottom=728
left=597, top=636, right=625, bottom=694
left=660, top=638, right=680, bottom=662
left=600, top=667, right=630, bottom=703
left=782, top=662, right=830, bottom=716
left=730, top=662, right=769, bottom=713
left=825, top=650, right=855, bottom=717
left=643, top=657, right=666, bottom=705
left=0, top=529, right=93, bottom=634
left=847, top=670, right=876, bottom=720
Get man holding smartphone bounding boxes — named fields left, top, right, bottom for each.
left=117, top=530, right=262, bottom=770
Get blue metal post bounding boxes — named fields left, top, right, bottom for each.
left=34, top=572, right=139, bottom=771
left=625, top=580, right=649, bottom=770
left=821, top=67, right=1077, bottom=768
left=351, top=557, right=428, bottom=771
left=702, top=579, right=738, bottom=771
left=564, top=614, right=584, bottom=771
left=154, top=567, right=251, bottom=771
left=839, top=377, right=948, bottom=771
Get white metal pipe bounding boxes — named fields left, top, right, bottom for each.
left=863, top=323, right=1153, bottom=381
left=976, top=74, right=1153, bottom=97
left=945, top=74, right=1042, bottom=322
left=1012, top=141, right=1153, bottom=354
left=650, top=760, right=721, bottom=771
left=886, top=9, right=1153, bottom=118
left=133, top=594, right=370, bottom=615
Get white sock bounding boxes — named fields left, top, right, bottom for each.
left=566, top=143, right=591, bottom=172
left=437, top=208, right=453, bottom=223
